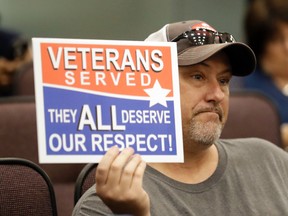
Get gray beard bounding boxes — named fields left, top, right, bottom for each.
left=188, top=119, right=223, bottom=146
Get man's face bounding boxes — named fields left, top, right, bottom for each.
left=179, top=51, right=231, bottom=147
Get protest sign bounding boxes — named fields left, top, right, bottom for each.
left=32, top=38, right=183, bottom=163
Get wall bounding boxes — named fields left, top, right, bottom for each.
left=0, top=0, right=247, bottom=42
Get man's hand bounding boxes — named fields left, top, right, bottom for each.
left=96, top=146, right=150, bottom=216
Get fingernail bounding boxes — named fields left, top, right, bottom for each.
left=109, top=145, right=119, bottom=152
left=123, top=147, right=134, bottom=154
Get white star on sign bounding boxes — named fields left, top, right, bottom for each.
left=144, top=80, right=171, bottom=107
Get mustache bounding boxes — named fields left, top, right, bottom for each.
left=193, top=106, right=224, bottom=121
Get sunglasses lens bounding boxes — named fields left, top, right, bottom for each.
left=171, top=29, right=235, bottom=45
left=187, top=30, right=215, bottom=46
left=219, top=33, right=235, bottom=43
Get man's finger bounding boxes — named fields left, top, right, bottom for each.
left=96, top=145, right=119, bottom=186
left=119, top=154, right=142, bottom=188
left=131, top=160, right=146, bottom=189
left=106, top=147, right=135, bottom=186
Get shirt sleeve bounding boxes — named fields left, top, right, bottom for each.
left=72, top=185, right=114, bottom=216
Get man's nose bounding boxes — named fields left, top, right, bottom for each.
left=205, top=81, right=225, bottom=103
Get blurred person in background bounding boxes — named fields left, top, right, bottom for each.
left=242, top=0, right=288, bottom=149
left=0, top=15, right=32, bottom=96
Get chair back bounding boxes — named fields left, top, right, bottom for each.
left=12, top=61, right=35, bottom=96
left=74, top=163, right=98, bottom=205
left=0, top=157, right=57, bottom=216
left=221, top=91, right=283, bottom=148
left=0, top=96, right=38, bottom=161
left=0, top=96, right=85, bottom=216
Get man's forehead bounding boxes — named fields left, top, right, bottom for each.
left=179, top=51, right=231, bottom=70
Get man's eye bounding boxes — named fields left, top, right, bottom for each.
left=219, top=78, right=231, bottom=85
left=192, top=74, right=203, bottom=80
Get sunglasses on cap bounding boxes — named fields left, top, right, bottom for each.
left=171, top=28, right=236, bottom=46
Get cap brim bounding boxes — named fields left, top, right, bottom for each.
left=178, top=42, right=256, bottom=76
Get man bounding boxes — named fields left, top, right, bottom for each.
left=73, top=20, right=288, bottom=216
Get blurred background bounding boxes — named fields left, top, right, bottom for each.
left=0, top=0, right=247, bottom=41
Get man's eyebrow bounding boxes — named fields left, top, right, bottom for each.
left=197, top=61, right=231, bottom=73
left=197, top=62, right=210, bottom=67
